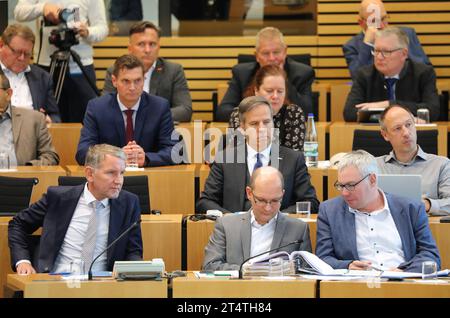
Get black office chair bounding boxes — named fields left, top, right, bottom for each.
left=0, top=176, right=39, bottom=216
left=237, top=53, right=312, bottom=66
left=58, top=175, right=153, bottom=214
left=352, top=129, right=438, bottom=157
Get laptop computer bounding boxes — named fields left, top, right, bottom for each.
left=377, top=174, right=422, bottom=202
left=357, top=108, right=384, bottom=123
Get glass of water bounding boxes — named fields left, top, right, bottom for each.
left=0, top=152, right=9, bottom=170
left=296, top=201, right=311, bottom=219
left=126, top=150, right=139, bottom=169
left=416, top=108, right=430, bottom=124
left=422, top=261, right=437, bottom=280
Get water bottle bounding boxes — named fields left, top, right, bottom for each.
left=304, top=113, right=318, bottom=167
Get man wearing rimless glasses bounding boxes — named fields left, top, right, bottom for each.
left=202, top=166, right=312, bottom=271
left=343, top=26, right=439, bottom=122
left=316, top=150, right=440, bottom=273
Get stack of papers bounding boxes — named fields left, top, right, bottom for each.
left=194, top=271, right=239, bottom=278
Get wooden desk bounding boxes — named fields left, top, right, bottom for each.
left=329, top=122, right=448, bottom=158
left=172, top=272, right=316, bottom=298
left=66, top=165, right=195, bottom=215
left=141, top=214, right=182, bottom=272
left=1, top=215, right=181, bottom=297
left=48, top=123, right=82, bottom=167
left=429, top=217, right=450, bottom=269
left=206, top=122, right=329, bottom=161
left=7, top=274, right=167, bottom=298
left=0, top=166, right=66, bottom=204
left=186, top=215, right=317, bottom=271
left=320, top=280, right=450, bottom=298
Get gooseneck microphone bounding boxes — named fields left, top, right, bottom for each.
left=87, top=219, right=141, bottom=280
left=238, top=239, right=302, bottom=279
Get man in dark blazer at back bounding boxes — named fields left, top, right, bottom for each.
left=197, top=96, right=319, bottom=214
left=216, top=27, right=315, bottom=122
left=76, top=54, right=179, bottom=167
left=343, top=27, right=439, bottom=122
left=102, top=21, right=192, bottom=122
left=0, top=24, right=60, bottom=123
left=9, top=144, right=143, bottom=274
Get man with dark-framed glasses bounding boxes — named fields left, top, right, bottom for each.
left=202, top=166, right=312, bottom=271
left=343, top=26, right=439, bottom=122
left=316, top=150, right=440, bottom=272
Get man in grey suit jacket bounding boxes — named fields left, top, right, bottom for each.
left=102, top=21, right=192, bottom=122
left=0, top=71, right=59, bottom=166
left=203, top=166, right=312, bottom=271
left=197, top=96, right=319, bottom=214
left=316, top=150, right=440, bottom=273
left=0, top=24, right=60, bottom=123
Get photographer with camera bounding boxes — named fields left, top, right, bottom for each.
left=14, top=0, right=108, bottom=123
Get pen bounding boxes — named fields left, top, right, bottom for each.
left=49, top=272, right=71, bottom=275
left=214, top=273, right=232, bottom=276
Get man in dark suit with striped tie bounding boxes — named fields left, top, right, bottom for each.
left=343, top=27, right=439, bottom=122
left=197, top=96, right=319, bottom=214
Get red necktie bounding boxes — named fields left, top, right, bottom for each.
left=125, top=109, right=134, bottom=143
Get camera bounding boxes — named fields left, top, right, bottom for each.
left=46, top=6, right=80, bottom=50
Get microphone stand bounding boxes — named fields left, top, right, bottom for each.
left=87, top=219, right=141, bottom=280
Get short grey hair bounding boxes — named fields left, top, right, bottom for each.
left=238, top=95, right=273, bottom=124
left=255, top=27, right=286, bottom=51
left=375, top=26, right=409, bottom=49
left=337, top=150, right=379, bottom=177
left=85, top=144, right=126, bottom=168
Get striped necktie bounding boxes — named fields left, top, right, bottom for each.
left=81, top=201, right=99, bottom=272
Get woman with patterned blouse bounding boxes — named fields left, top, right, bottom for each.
left=228, top=65, right=306, bottom=151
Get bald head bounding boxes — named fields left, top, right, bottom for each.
left=250, top=166, right=284, bottom=192
left=359, top=0, right=388, bottom=30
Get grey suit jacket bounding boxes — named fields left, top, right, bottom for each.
left=11, top=106, right=59, bottom=166
left=202, top=211, right=312, bottom=270
left=103, top=58, right=192, bottom=122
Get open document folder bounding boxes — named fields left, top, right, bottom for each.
left=245, top=250, right=450, bottom=279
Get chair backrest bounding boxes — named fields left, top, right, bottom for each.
left=0, top=176, right=39, bottom=215
left=237, top=53, right=312, bottom=66
left=58, top=175, right=151, bottom=214
left=352, top=129, right=438, bottom=157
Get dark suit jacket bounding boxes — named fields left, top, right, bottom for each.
left=25, top=64, right=61, bottom=123
left=196, top=144, right=319, bottom=214
left=76, top=92, right=178, bottom=167
left=343, top=26, right=430, bottom=79
left=343, top=60, right=439, bottom=122
left=202, top=211, right=312, bottom=270
left=316, top=193, right=440, bottom=272
left=103, top=58, right=192, bottom=122
left=8, top=185, right=143, bottom=272
left=216, top=58, right=315, bottom=122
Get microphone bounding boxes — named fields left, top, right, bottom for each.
left=238, top=239, right=302, bottom=279
left=87, top=219, right=142, bottom=280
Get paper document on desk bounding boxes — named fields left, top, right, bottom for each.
left=194, top=271, right=239, bottom=278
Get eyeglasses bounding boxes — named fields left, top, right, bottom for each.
left=334, top=174, right=370, bottom=192
left=252, top=193, right=283, bottom=207
left=5, top=43, right=33, bottom=59
left=371, top=48, right=402, bottom=58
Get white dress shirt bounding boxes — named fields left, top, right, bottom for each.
left=250, top=210, right=278, bottom=258
left=1, top=62, right=33, bottom=109
left=349, top=190, right=405, bottom=270
left=246, top=144, right=271, bottom=176
left=144, top=61, right=156, bottom=94
left=52, top=183, right=110, bottom=273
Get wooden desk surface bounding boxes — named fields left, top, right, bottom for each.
left=66, top=164, right=196, bottom=215
left=186, top=215, right=318, bottom=271
left=172, top=272, right=316, bottom=298
left=329, top=122, right=448, bottom=158
left=0, top=166, right=66, bottom=204
left=7, top=274, right=167, bottom=298
left=320, top=279, right=450, bottom=298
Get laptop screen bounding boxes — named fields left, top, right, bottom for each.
left=377, top=174, right=422, bottom=202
